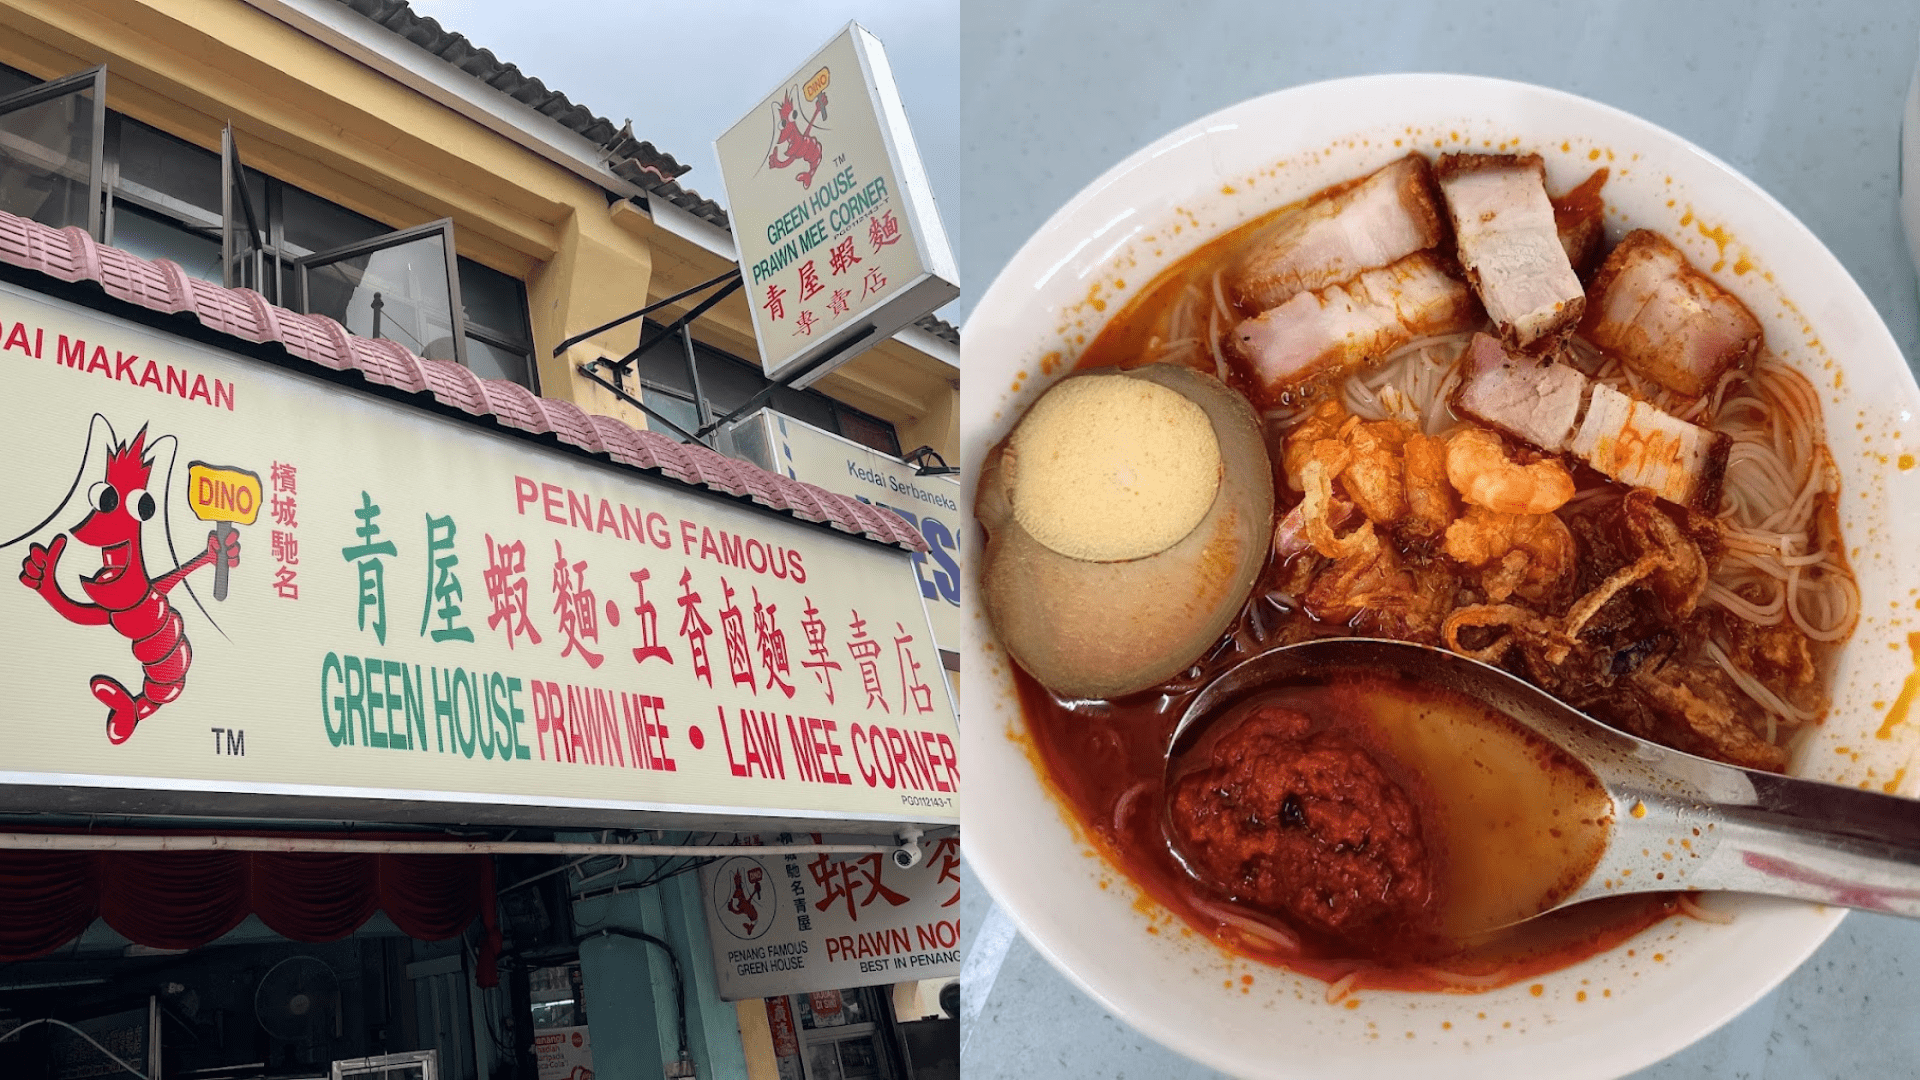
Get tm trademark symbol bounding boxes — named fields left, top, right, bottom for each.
left=210, top=727, right=245, bottom=756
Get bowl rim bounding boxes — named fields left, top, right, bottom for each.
left=959, top=70, right=1920, bottom=1079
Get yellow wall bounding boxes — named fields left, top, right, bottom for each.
left=734, top=999, right=784, bottom=1080
left=0, top=0, right=956, bottom=460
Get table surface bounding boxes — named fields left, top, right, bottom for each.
left=955, top=1, right=1920, bottom=1076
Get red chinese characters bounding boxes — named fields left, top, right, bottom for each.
left=629, top=568, right=672, bottom=666
left=678, top=567, right=715, bottom=688
left=930, top=835, right=961, bottom=907
left=483, top=534, right=542, bottom=648
left=550, top=540, right=602, bottom=669
left=754, top=588, right=795, bottom=699
left=808, top=852, right=909, bottom=922
left=269, top=460, right=298, bottom=599
left=800, top=597, right=842, bottom=704
left=828, top=236, right=861, bottom=276
left=846, top=609, right=886, bottom=713
left=868, top=209, right=901, bottom=253
left=719, top=577, right=756, bottom=693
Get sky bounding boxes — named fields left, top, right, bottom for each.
left=407, top=0, right=959, bottom=298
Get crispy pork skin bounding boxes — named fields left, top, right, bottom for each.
left=1223, top=252, right=1475, bottom=405
left=1226, top=154, right=1447, bottom=312
left=1452, top=333, right=1587, bottom=451
left=1568, top=382, right=1729, bottom=510
left=1582, top=229, right=1762, bottom=398
left=1436, top=154, right=1586, bottom=351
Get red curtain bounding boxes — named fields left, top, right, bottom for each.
left=0, top=840, right=500, bottom=986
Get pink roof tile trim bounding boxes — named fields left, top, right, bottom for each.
left=0, top=209, right=926, bottom=552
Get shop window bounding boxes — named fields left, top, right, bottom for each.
left=0, top=60, right=542, bottom=392
left=628, top=320, right=899, bottom=453
left=458, top=258, right=536, bottom=387
left=110, top=199, right=222, bottom=280
left=298, top=218, right=468, bottom=366
left=792, top=986, right=902, bottom=1080
left=0, top=65, right=106, bottom=238
left=117, top=113, right=224, bottom=217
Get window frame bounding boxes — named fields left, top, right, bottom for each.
left=0, top=60, right=545, bottom=394
left=0, top=64, right=108, bottom=239
left=221, top=123, right=267, bottom=292
left=627, top=318, right=900, bottom=454
left=295, top=217, right=470, bottom=370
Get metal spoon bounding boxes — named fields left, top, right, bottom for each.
left=1166, top=636, right=1920, bottom=938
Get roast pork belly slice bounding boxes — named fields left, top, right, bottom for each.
left=1436, top=153, right=1586, bottom=351
left=1226, top=154, right=1447, bottom=312
left=1223, top=251, right=1476, bottom=404
left=1453, top=333, right=1588, bottom=451
left=1568, top=382, right=1730, bottom=510
left=1582, top=229, right=1763, bottom=399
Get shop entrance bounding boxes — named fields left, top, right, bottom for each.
left=0, top=917, right=495, bottom=1079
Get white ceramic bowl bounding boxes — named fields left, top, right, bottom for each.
left=962, top=74, right=1920, bottom=1080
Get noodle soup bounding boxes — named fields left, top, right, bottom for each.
left=964, top=74, right=1920, bottom=1080
left=981, top=148, right=1858, bottom=994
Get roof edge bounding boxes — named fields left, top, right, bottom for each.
left=0, top=210, right=930, bottom=555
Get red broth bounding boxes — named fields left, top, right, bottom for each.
left=1017, top=665, right=1677, bottom=992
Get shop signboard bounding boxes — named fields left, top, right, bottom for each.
left=764, top=995, right=804, bottom=1080
left=0, top=282, right=958, bottom=829
left=715, top=24, right=957, bottom=387
left=698, top=831, right=961, bottom=1000
left=733, top=409, right=958, bottom=664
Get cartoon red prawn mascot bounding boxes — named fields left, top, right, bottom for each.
left=17, top=427, right=238, bottom=743
left=767, top=90, right=828, bottom=189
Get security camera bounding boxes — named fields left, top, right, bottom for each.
left=892, top=825, right=925, bottom=869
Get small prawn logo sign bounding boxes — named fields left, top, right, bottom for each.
left=766, top=67, right=830, bottom=189
left=11, top=418, right=241, bottom=743
left=715, top=856, right=774, bottom=941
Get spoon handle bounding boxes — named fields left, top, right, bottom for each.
left=1695, top=773, right=1920, bottom=916
left=1600, top=766, right=1920, bottom=917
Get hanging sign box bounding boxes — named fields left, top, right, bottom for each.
left=698, top=832, right=961, bottom=1000
left=0, top=281, right=958, bottom=831
left=715, top=23, right=958, bottom=388
left=732, top=409, right=959, bottom=666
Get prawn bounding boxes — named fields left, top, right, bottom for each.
left=1442, top=506, right=1576, bottom=603
left=1444, top=426, right=1575, bottom=515
left=18, top=428, right=238, bottom=743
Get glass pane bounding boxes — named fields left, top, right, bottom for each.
left=0, top=63, right=33, bottom=99
left=112, top=201, right=221, bottom=281
left=458, top=256, right=531, bottom=345
left=465, top=335, right=532, bottom=388
left=641, top=386, right=700, bottom=440
left=836, top=408, right=900, bottom=456
left=304, top=232, right=456, bottom=358
left=0, top=83, right=96, bottom=231
left=528, top=962, right=585, bottom=1029
left=631, top=323, right=694, bottom=394
left=805, top=1043, right=844, bottom=1080
left=837, top=1035, right=883, bottom=1078
left=119, top=117, right=220, bottom=215
left=694, top=349, right=771, bottom=415
left=225, top=149, right=270, bottom=295
left=769, top=387, right=838, bottom=432
left=281, top=183, right=385, bottom=255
